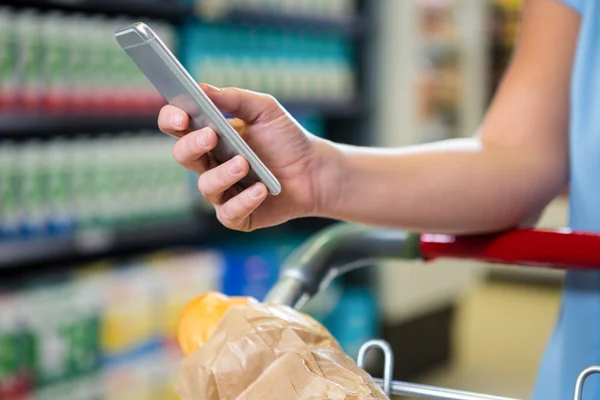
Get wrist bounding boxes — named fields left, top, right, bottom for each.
left=309, top=138, right=346, bottom=218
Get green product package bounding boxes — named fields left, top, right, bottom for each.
left=0, top=9, right=16, bottom=98
left=0, top=143, right=21, bottom=235
left=0, top=292, right=35, bottom=395
left=20, top=142, right=48, bottom=232
left=22, top=281, right=101, bottom=388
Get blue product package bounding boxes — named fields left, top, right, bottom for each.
left=47, top=218, right=74, bottom=237
left=0, top=213, right=20, bottom=240
left=220, top=236, right=307, bottom=301
left=325, top=287, right=380, bottom=359
left=221, top=248, right=276, bottom=300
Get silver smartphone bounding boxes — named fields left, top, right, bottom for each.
left=115, top=22, right=281, bottom=196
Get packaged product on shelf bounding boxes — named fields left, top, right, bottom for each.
left=102, top=356, right=153, bottom=400
left=162, top=347, right=183, bottom=400
left=34, top=373, right=102, bottom=400
left=0, top=141, right=21, bottom=238
left=100, top=263, right=163, bottom=364
left=0, top=7, right=15, bottom=110
left=20, top=141, right=48, bottom=236
left=197, top=0, right=356, bottom=18
left=15, top=9, right=42, bottom=111
left=138, top=134, right=169, bottom=224
left=103, top=18, right=127, bottom=113
left=109, top=134, right=137, bottom=227
left=46, top=138, right=76, bottom=234
left=0, top=10, right=176, bottom=115
left=69, top=137, right=93, bottom=231
left=21, top=279, right=101, bottom=388
left=221, top=237, right=305, bottom=301
left=103, top=348, right=178, bottom=400
left=67, top=14, right=93, bottom=113
left=40, top=12, right=70, bottom=113
left=184, top=23, right=356, bottom=104
left=0, top=132, right=200, bottom=243
left=83, top=16, right=106, bottom=113
left=0, top=291, right=34, bottom=399
left=111, top=135, right=130, bottom=227
left=163, top=151, right=199, bottom=221
left=92, top=134, right=118, bottom=228
left=117, top=133, right=192, bottom=226
left=150, top=250, right=226, bottom=343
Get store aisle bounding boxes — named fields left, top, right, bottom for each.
left=401, top=280, right=562, bottom=400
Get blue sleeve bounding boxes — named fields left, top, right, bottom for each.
left=558, top=0, right=583, bottom=14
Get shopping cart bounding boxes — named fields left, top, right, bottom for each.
left=264, top=223, right=600, bottom=400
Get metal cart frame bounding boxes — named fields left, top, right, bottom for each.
left=264, top=223, right=600, bottom=400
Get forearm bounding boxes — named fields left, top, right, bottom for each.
left=314, top=137, right=566, bottom=235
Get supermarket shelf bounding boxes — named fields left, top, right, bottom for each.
left=0, top=113, right=160, bottom=137
left=0, top=102, right=362, bottom=137
left=8, top=0, right=193, bottom=22
left=219, top=9, right=366, bottom=36
left=0, top=219, right=211, bottom=271
left=0, top=217, right=334, bottom=273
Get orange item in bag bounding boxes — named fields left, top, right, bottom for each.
left=178, top=292, right=256, bottom=356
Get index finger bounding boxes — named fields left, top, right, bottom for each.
left=158, top=105, right=191, bottom=138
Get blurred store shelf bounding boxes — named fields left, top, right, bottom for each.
left=0, top=102, right=361, bottom=137
left=8, top=0, right=193, bottom=21
left=215, top=9, right=366, bottom=36
left=0, top=216, right=338, bottom=273
left=0, top=219, right=211, bottom=271
left=0, top=113, right=161, bottom=137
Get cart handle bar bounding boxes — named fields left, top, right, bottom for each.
left=421, top=228, right=600, bottom=270
left=265, top=225, right=600, bottom=309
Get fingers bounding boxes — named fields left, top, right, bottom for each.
left=172, top=127, right=218, bottom=173
left=158, top=105, right=191, bottom=138
left=198, top=156, right=249, bottom=204
left=217, top=182, right=268, bottom=230
left=200, top=83, right=283, bottom=123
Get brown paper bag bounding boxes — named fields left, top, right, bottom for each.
left=176, top=303, right=389, bottom=400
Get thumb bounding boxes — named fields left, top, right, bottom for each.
left=200, top=83, right=283, bottom=123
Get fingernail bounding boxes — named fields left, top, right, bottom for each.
left=251, top=184, right=265, bottom=198
left=197, top=129, right=210, bottom=147
left=171, top=113, right=183, bottom=129
left=228, top=158, right=242, bottom=174
left=204, top=83, right=221, bottom=93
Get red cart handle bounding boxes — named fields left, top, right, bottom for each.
left=420, top=229, right=600, bottom=270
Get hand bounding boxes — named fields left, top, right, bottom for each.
left=158, top=84, right=335, bottom=231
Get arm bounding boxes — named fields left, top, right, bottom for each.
left=158, top=0, right=579, bottom=234
left=315, top=0, right=580, bottom=234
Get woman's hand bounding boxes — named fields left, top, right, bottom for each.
left=158, top=84, right=336, bottom=231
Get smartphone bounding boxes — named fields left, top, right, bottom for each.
left=115, top=22, right=281, bottom=196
